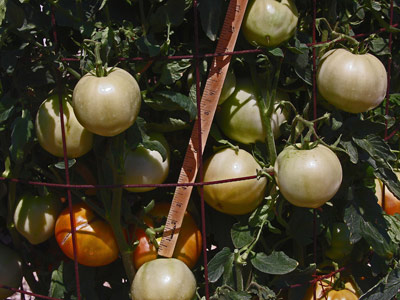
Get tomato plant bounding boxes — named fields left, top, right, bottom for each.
left=274, top=144, right=343, bottom=208
left=216, top=78, right=288, bottom=144
left=201, top=147, right=267, bottom=215
left=242, top=0, right=299, bottom=47
left=54, top=202, right=119, bottom=267
left=131, top=202, right=202, bottom=270
left=0, top=244, right=22, bottom=300
left=317, top=49, right=387, bottom=113
left=35, top=93, right=93, bottom=158
left=130, top=258, right=196, bottom=300
left=375, top=171, right=400, bottom=215
left=13, top=192, right=62, bottom=245
left=122, top=132, right=170, bottom=193
left=324, top=222, right=354, bottom=262
left=72, top=67, right=142, bottom=137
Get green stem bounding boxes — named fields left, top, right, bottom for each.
left=139, top=0, right=147, bottom=35
left=234, top=250, right=244, bottom=292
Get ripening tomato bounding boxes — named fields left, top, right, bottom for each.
left=131, top=202, right=202, bottom=270
left=217, top=78, right=289, bottom=144
left=122, top=132, right=170, bottom=193
left=242, top=0, right=299, bottom=47
left=0, top=244, right=23, bottom=300
left=375, top=171, right=400, bottom=215
left=201, top=148, right=267, bottom=215
left=35, top=93, right=93, bottom=158
left=55, top=202, right=119, bottom=267
left=324, top=222, right=354, bottom=262
left=14, top=193, right=62, bottom=245
left=131, top=258, right=196, bottom=300
left=72, top=67, right=141, bottom=137
left=317, top=48, right=387, bottom=113
left=274, top=144, right=343, bottom=208
left=303, top=276, right=359, bottom=300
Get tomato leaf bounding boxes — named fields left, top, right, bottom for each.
left=198, top=0, right=223, bottom=41
left=149, top=91, right=197, bottom=120
left=136, top=34, right=161, bottom=57
left=353, top=134, right=396, bottom=162
left=340, top=140, right=359, bottom=164
left=0, top=0, right=7, bottom=27
left=9, top=109, right=34, bottom=164
left=360, top=267, right=400, bottom=300
left=251, top=251, right=298, bottom=275
left=231, top=222, right=254, bottom=249
left=49, top=262, right=68, bottom=298
left=159, top=59, right=191, bottom=85
left=270, top=263, right=316, bottom=289
left=207, top=247, right=234, bottom=283
left=149, top=0, right=186, bottom=31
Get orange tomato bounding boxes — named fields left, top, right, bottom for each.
left=375, top=171, right=400, bottom=215
left=131, top=202, right=202, bottom=270
left=55, top=202, right=119, bottom=267
left=303, top=276, right=359, bottom=300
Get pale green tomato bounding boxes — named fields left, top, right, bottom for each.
left=35, top=94, right=93, bottom=158
left=201, top=148, right=267, bottom=215
left=14, top=193, right=61, bottom=245
left=242, top=0, right=298, bottom=47
left=131, top=258, right=196, bottom=300
left=317, top=48, right=387, bottom=113
left=217, top=79, right=289, bottom=144
left=0, top=244, right=23, bottom=300
left=122, top=133, right=170, bottom=192
left=219, top=68, right=237, bottom=105
left=72, top=67, right=141, bottom=137
left=274, top=144, right=343, bottom=208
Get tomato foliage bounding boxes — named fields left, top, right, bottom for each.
left=0, top=0, right=399, bottom=300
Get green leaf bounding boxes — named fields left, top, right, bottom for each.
left=360, top=267, right=400, bottom=300
left=198, top=0, right=222, bottom=41
left=251, top=251, right=298, bottom=275
left=142, top=135, right=168, bottom=162
left=149, top=91, right=197, bottom=120
left=0, top=0, right=6, bottom=26
left=268, top=48, right=284, bottom=57
left=9, top=109, right=33, bottom=163
left=160, top=59, right=191, bottom=85
left=294, top=49, right=312, bottom=85
left=207, top=247, right=234, bottom=283
left=384, top=215, right=400, bottom=244
left=49, top=262, right=68, bottom=298
left=0, top=94, right=17, bottom=123
left=371, top=158, right=400, bottom=200
left=146, top=117, right=190, bottom=132
left=136, top=34, right=161, bottom=57
left=353, top=134, right=396, bottom=162
left=225, top=291, right=253, bottom=300
left=149, top=0, right=186, bottom=31
left=231, top=222, right=254, bottom=249
left=340, top=140, right=359, bottom=164
left=53, top=159, right=76, bottom=170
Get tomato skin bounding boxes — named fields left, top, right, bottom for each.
left=132, top=202, right=202, bottom=270
left=242, top=0, right=299, bottom=47
left=0, top=244, right=23, bottom=300
left=217, top=79, right=288, bottom=145
left=375, top=171, right=400, bottom=215
left=219, top=69, right=237, bottom=105
left=72, top=67, right=141, bottom=137
left=303, top=277, right=359, bottom=300
left=201, top=148, right=267, bottom=215
left=325, top=223, right=353, bottom=262
left=131, top=258, right=196, bottom=300
left=14, top=193, right=62, bottom=245
left=317, top=49, right=387, bottom=113
left=35, top=93, right=93, bottom=158
left=122, top=133, right=170, bottom=193
left=54, top=203, right=119, bottom=267
left=274, top=144, right=343, bottom=208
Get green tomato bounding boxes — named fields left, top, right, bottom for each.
left=217, top=78, right=289, bottom=144
left=14, top=193, right=62, bottom=245
left=325, top=222, right=353, bottom=262
left=201, top=147, right=267, bottom=215
left=274, top=144, right=343, bottom=208
left=0, top=244, right=23, bottom=300
left=35, top=93, right=93, bottom=158
left=72, top=67, right=141, bottom=137
left=122, top=132, right=170, bottom=192
left=131, top=258, right=196, bottom=300
left=317, top=48, right=387, bottom=113
left=219, top=68, right=237, bottom=105
left=242, top=0, right=299, bottom=47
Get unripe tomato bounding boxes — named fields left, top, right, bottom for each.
left=375, top=171, right=400, bottom=215
left=274, top=144, right=343, bottom=208
left=324, top=222, right=353, bottom=262
left=132, top=202, right=202, bottom=270
left=122, top=133, right=170, bottom=193
left=72, top=67, right=141, bottom=137
left=201, top=148, right=267, bottom=215
left=242, top=0, right=299, bottom=47
left=303, top=276, right=359, bottom=300
left=131, top=258, right=196, bottom=300
left=217, top=79, right=288, bottom=144
left=0, top=244, right=23, bottom=300
left=317, top=49, right=387, bottom=113
left=55, top=202, right=119, bottom=267
left=219, top=69, right=237, bottom=105
left=35, top=93, right=93, bottom=158
left=14, top=193, right=62, bottom=245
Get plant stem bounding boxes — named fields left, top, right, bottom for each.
left=234, top=250, right=244, bottom=292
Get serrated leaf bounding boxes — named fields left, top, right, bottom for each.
left=207, top=247, right=234, bottom=283
left=231, top=222, right=254, bottom=249
left=353, top=134, right=396, bottom=162
left=340, top=140, right=359, bottom=164
left=226, top=291, right=253, bottom=300
left=160, top=59, right=191, bottom=85
left=199, top=0, right=222, bottom=41
left=251, top=251, right=298, bottom=275
left=49, top=262, right=67, bottom=298
left=383, top=215, right=400, bottom=244
left=150, top=91, right=197, bottom=120
left=360, top=267, right=400, bottom=300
